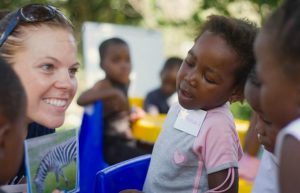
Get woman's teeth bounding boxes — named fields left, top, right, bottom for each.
left=44, top=99, right=67, bottom=107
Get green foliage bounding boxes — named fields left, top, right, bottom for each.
left=230, top=102, right=253, bottom=120
left=0, top=0, right=142, bottom=36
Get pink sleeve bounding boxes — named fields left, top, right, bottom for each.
left=198, top=115, right=242, bottom=174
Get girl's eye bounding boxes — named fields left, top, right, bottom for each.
left=69, top=67, right=79, bottom=77
left=204, top=74, right=216, bottom=84
left=184, top=59, right=194, bottom=67
left=41, top=64, right=54, bottom=72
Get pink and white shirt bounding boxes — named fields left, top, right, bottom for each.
left=143, top=102, right=243, bottom=193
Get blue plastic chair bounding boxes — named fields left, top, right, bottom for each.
left=79, top=101, right=108, bottom=193
left=95, top=154, right=151, bottom=193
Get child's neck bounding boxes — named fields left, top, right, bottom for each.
left=107, top=77, right=129, bottom=97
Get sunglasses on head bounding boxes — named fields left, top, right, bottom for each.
left=0, top=4, right=63, bottom=48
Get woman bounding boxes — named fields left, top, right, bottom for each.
left=0, top=4, right=79, bottom=184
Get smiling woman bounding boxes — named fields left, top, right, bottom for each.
left=0, top=4, right=79, bottom=184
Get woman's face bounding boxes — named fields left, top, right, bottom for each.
left=12, top=26, right=79, bottom=128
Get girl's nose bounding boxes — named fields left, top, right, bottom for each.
left=184, top=72, right=197, bottom=87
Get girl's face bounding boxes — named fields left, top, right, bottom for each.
left=177, top=31, right=239, bottom=110
left=102, top=43, right=131, bottom=85
left=255, top=32, right=300, bottom=129
left=244, top=70, right=278, bottom=152
left=12, top=26, right=79, bottom=128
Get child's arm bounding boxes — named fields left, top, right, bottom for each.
left=77, top=81, right=127, bottom=108
left=77, top=87, right=123, bottom=106
left=279, top=135, right=300, bottom=193
left=208, top=168, right=238, bottom=193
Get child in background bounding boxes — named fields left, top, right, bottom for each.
left=123, top=15, right=257, bottom=193
left=77, top=37, right=149, bottom=164
left=0, top=58, right=27, bottom=190
left=144, top=57, right=182, bottom=114
left=253, top=1, right=300, bottom=192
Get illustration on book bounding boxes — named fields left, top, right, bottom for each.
left=25, top=129, right=79, bottom=193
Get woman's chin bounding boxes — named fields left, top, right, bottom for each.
left=40, top=117, right=65, bottom=129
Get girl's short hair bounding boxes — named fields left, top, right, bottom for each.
left=198, top=15, right=258, bottom=101
left=99, top=37, right=128, bottom=60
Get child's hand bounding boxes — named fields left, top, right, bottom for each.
left=119, top=189, right=144, bottom=193
left=130, top=106, right=146, bottom=122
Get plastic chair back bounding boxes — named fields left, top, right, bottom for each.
left=95, top=154, right=151, bottom=193
left=79, top=101, right=108, bottom=193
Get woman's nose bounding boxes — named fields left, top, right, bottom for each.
left=54, top=70, right=76, bottom=90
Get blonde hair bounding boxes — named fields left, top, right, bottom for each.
left=0, top=5, right=74, bottom=65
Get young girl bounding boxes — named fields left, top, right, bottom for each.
left=139, top=15, right=257, bottom=193
left=77, top=37, right=149, bottom=164
left=253, top=0, right=300, bottom=192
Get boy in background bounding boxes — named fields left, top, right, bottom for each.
left=144, top=57, right=182, bottom=114
left=77, top=37, right=149, bottom=164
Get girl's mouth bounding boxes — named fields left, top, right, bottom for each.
left=179, top=88, right=193, bottom=99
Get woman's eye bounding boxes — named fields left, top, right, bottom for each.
left=69, top=67, right=79, bottom=77
left=41, top=64, right=54, bottom=72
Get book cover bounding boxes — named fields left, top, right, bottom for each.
left=25, top=129, right=79, bottom=193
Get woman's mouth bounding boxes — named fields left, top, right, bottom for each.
left=43, top=98, right=67, bottom=107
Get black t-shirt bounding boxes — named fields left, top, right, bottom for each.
left=144, top=88, right=170, bottom=114
left=9, top=122, right=55, bottom=184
